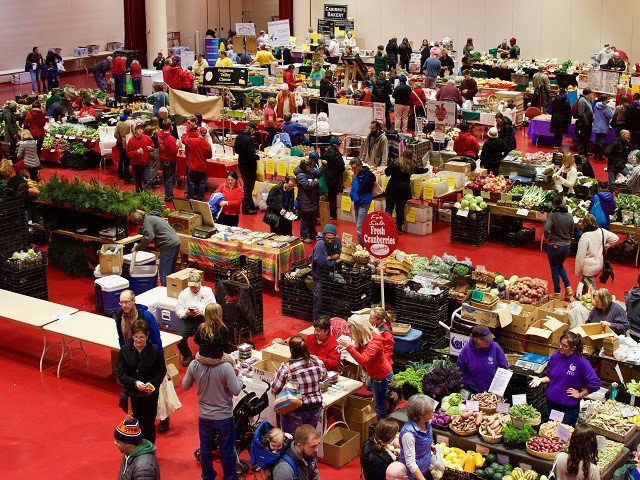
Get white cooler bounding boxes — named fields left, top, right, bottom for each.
left=123, top=251, right=156, bottom=278
left=135, top=286, right=168, bottom=312
left=156, top=296, right=180, bottom=332
left=95, top=275, right=130, bottom=314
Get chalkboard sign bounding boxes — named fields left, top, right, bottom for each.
left=318, top=19, right=334, bottom=34
left=334, top=19, right=355, bottom=32
left=317, top=18, right=355, bottom=35
left=587, top=69, right=621, bottom=95
left=324, top=4, right=347, bottom=20
left=202, top=67, right=248, bottom=87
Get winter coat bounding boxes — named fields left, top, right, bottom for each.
left=2, top=108, right=18, bottom=142
left=294, top=165, right=324, bottom=213
left=215, top=279, right=259, bottom=333
left=234, top=131, right=259, bottom=169
left=605, top=136, right=631, bottom=173
left=436, top=84, right=462, bottom=106
left=420, top=47, right=430, bottom=73
left=157, top=130, right=178, bottom=163
left=480, top=137, right=510, bottom=175
left=116, top=340, right=166, bottom=396
left=498, top=117, right=517, bottom=151
left=266, top=181, right=295, bottom=215
left=385, top=41, right=398, bottom=65
left=23, top=108, right=46, bottom=139
left=589, top=192, right=616, bottom=230
left=312, top=235, right=342, bottom=281
left=398, top=42, right=412, bottom=62
left=392, top=83, right=412, bottom=105
left=577, top=95, right=594, bottom=125
left=350, top=166, right=376, bottom=206
left=625, top=101, right=640, bottom=132
left=113, top=304, right=163, bottom=351
left=117, top=440, right=160, bottom=480
left=625, top=286, right=640, bottom=340
left=359, top=132, right=388, bottom=167
left=372, top=79, right=393, bottom=107
left=374, top=53, right=387, bottom=75
left=453, top=132, right=480, bottom=158
left=361, top=439, right=395, bottom=480
left=17, top=140, right=40, bottom=168
left=321, top=145, right=346, bottom=189
left=319, top=78, right=335, bottom=103
left=575, top=228, right=619, bottom=278
left=593, top=101, right=613, bottom=134
left=547, top=94, right=572, bottom=135
left=215, top=183, right=244, bottom=216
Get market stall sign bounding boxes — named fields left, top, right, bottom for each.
left=426, top=100, right=456, bottom=126
left=202, top=67, right=248, bottom=87
left=449, top=332, right=470, bottom=356
left=324, top=4, right=347, bottom=19
left=235, top=22, right=256, bottom=37
left=362, top=211, right=397, bottom=259
left=318, top=19, right=334, bottom=34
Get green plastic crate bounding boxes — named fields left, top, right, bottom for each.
left=248, top=75, right=265, bottom=87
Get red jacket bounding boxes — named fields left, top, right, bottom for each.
left=378, top=327, right=395, bottom=364
left=166, top=66, right=182, bottom=89
left=305, top=333, right=341, bottom=371
left=215, top=183, right=244, bottom=216
left=410, top=87, right=427, bottom=108
left=24, top=108, right=46, bottom=139
left=162, top=65, right=172, bottom=85
left=182, top=136, right=212, bottom=172
left=453, top=131, right=480, bottom=158
left=616, top=92, right=633, bottom=106
left=126, top=134, right=154, bottom=165
left=346, top=334, right=392, bottom=380
left=112, top=56, right=126, bottom=76
left=158, top=130, right=178, bottom=163
left=179, top=69, right=195, bottom=89
left=283, top=70, right=298, bottom=91
left=130, top=62, right=142, bottom=79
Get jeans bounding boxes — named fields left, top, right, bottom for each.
left=29, top=69, right=43, bottom=93
left=608, top=165, right=629, bottom=185
left=553, top=133, right=564, bottom=148
left=199, top=416, right=238, bottom=480
left=132, top=164, right=151, bottom=192
left=299, top=210, right=318, bottom=241
left=279, top=406, right=323, bottom=436
left=371, top=372, right=393, bottom=420
left=547, top=244, right=571, bottom=294
left=132, top=77, right=142, bottom=94
left=394, top=104, right=410, bottom=133
left=425, top=76, right=437, bottom=89
left=117, top=144, right=131, bottom=180
left=313, top=279, right=322, bottom=320
left=162, top=162, right=176, bottom=200
left=386, top=196, right=408, bottom=231
left=239, top=166, right=257, bottom=211
left=328, top=184, right=341, bottom=219
left=130, top=393, right=159, bottom=445
left=188, top=170, right=207, bottom=200
left=114, top=74, right=125, bottom=99
left=93, top=71, right=106, bottom=91
left=159, top=246, right=179, bottom=287
left=546, top=401, right=580, bottom=427
left=354, top=203, right=370, bottom=246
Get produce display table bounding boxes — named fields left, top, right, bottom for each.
left=175, top=154, right=239, bottom=180
left=0, top=290, right=78, bottom=372
left=610, top=222, right=640, bottom=266
left=527, top=116, right=616, bottom=146
left=389, top=407, right=631, bottom=480
left=42, top=311, right=181, bottom=378
left=184, top=235, right=304, bottom=289
left=487, top=204, right=548, bottom=250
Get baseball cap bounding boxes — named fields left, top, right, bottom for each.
left=187, top=272, right=202, bottom=287
left=471, top=324, right=494, bottom=341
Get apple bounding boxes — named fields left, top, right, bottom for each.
left=495, top=274, right=505, bottom=284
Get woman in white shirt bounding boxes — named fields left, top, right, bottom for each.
left=553, top=423, right=600, bottom=480
left=575, top=214, right=619, bottom=289
left=344, top=31, right=356, bottom=48
left=554, top=153, right=578, bottom=195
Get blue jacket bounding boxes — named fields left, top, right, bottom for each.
left=593, top=101, right=613, bottom=134
left=312, top=235, right=342, bottom=281
left=281, top=121, right=308, bottom=146
left=114, top=304, right=163, bottom=350
left=589, top=191, right=616, bottom=230
left=350, top=166, right=376, bottom=206
left=423, top=57, right=441, bottom=78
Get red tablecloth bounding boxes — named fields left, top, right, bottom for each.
left=176, top=154, right=239, bottom=179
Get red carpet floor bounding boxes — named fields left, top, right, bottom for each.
left=1, top=74, right=638, bottom=479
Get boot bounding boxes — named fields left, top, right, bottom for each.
left=550, top=292, right=561, bottom=300
left=564, top=286, right=573, bottom=300
left=158, top=417, right=170, bottom=433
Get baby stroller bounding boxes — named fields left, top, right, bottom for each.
left=194, top=380, right=270, bottom=476
left=249, top=420, right=296, bottom=478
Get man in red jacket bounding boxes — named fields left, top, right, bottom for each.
left=182, top=127, right=212, bottom=200
left=283, top=64, right=301, bottom=92
left=23, top=101, right=46, bottom=156
left=126, top=125, right=154, bottom=192
left=453, top=122, right=480, bottom=159
left=158, top=120, right=179, bottom=201
left=112, top=54, right=127, bottom=99
left=305, top=316, right=341, bottom=371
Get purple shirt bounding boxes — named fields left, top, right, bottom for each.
left=457, top=341, right=508, bottom=393
left=545, top=351, right=600, bottom=407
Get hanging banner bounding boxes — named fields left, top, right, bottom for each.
left=168, top=88, right=222, bottom=120
left=328, top=103, right=373, bottom=135
left=268, top=20, right=291, bottom=48
left=426, top=100, right=456, bottom=126
left=204, top=37, right=219, bottom=65
left=202, top=67, right=248, bottom=87
left=324, top=4, right=348, bottom=20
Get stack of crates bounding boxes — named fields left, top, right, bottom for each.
left=321, top=262, right=372, bottom=318
left=280, top=258, right=313, bottom=321
left=0, top=195, right=28, bottom=257
left=504, top=366, right=547, bottom=414
left=0, top=250, right=48, bottom=300
left=450, top=208, right=489, bottom=246
left=214, top=256, right=263, bottom=334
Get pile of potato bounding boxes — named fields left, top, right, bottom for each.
left=450, top=411, right=483, bottom=435
left=472, top=392, right=504, bottom=412
left=479, top=413, right=510, bottom=439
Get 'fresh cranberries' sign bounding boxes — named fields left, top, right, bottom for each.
left=362, top=211, right=398, bottom=259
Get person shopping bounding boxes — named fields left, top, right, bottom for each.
left=457, top=325, right=508, bottom=394
left=553, top=423, right=600, bottom=480
left=339, top=314, right=393, bottom=420
left=361, top=419, right=400, bottom=480
left=350, top=158, right=377, bottom=246
left=399, top=394, right=435, bottom=480
left=586, top=288, right=630, bottom=334
left=214, top=171, right=244, bottom=227
left=546, top=87, right=572, bottom=150
left=553, top=153, right=578, bottom=195
left=369, top=307, right=394, bottom=364
left=264, top=175, right=296, bottom=235
left=271, top=335, right=328, bottom=435
left=321, top=137, right=346, bottom=220
left=384, top=151, right=426, bottom=233
left=176, top=273, right=216, bottom=366
left=480, top=127, right=509, bottom=175
left=544, top=195, right=574, bottom=300
left=529, top=331, right=600, bottom=426
left=311, top=224, right=342, bottom=320
left=575, top=214, right=619, bottom=290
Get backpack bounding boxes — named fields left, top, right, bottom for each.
left=249, top=420, right=296, bottom=474
left=571, top=98, right=580, bottom=119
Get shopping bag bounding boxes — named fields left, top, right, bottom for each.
left=125, top=80, right=134, bottom=95
left=429, top=444, right=446, bottom=480
left=273, top=366, right=302, bottom=415
left=156, top=375, right=182, bottom=420
left=318, top=175, right=329, bottom=196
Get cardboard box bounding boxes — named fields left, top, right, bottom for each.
left=321, top=427, right=361, bottom=467
left=404, top=220, right=433, bottom=235
left=571, top=323, right=616, bottom=350
left=407, top=201, right=433, bottom=222
left=165, top=354, right=179, bottom=371
left=526, top=317, right=567, bottom=345
left=163, top=344, right=177, bottom=360
left=502, top=303, right=538, bottom=335
left=166, top=363, right=180, bottom=387
left=436, top=170, right=466, bottom=190
left=599, top=356, right=640, bottom=383
left=252, top=360, right=282, bottom=383
left=74, top=46, right=89, bottom=57
left=344, top=396, right=377, bottom=445
left=87, top=44, right=101, bottom=55
left=444, top=160, right=471, bottom=174
left=99, top=244, right=124, bottom=276
left=539, top=299, right=570, bottom=324
left=461, top=298, right=512, bottom=328
left=166, top=268, right=203, bottom=298
left=168, top=211, right=202, bottom=235
left=468, top=167, right=488, bottom=180
left=337, top=194, right=356, bottom=222
left=438, top=209, right=452, bottom=222
left=498, top=333, right=557, bottom=356
left=261, top=343, right=291, bottom=363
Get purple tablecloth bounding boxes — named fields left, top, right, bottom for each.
left=527, top=118, right=616, bottom=146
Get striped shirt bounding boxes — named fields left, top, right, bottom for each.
left=271, top=357, right=328, bottom=406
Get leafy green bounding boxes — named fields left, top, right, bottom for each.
left=502, top=421, right=536, bottom=445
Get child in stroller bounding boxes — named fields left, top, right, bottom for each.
left=249, top=421, right=294, bottom=478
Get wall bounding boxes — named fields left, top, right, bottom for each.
left=286, top=0, right=640, bottom=63
left=1, top=0, right=125, bottom=72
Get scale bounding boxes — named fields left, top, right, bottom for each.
left=515, top=353, right=549, bottom=375
left=193, top=226, right=216, bottom=238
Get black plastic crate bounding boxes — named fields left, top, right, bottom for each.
left=63, top=151, right=100, bottom=170
left=451, top=208, right=489, bottom=246
left=0, top=264, right=47, bottom=288
left=505, top=228, right=536, bottom=246
left=321, top=294, right=371, bottom=318
left=0, top=251, right=47, bottom=272
left=281, top=275, right=313, bottom=321
left=0, top=195, right=26, bottom=217
left=0, top=232, right=29, bottom=257
left=3, top=283, right=49, bottom=300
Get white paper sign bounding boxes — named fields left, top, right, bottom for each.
left=556, top=424, right=571, bottom=442
left=268, top=19, right=291, bottom=48
left=496, top=402, right=510, bottom=414
left=180, top=50, right=195, bottom=70
left=549, top=409, right=565, bottom=423
left=235, top=22, right=256, bottom=37
left=512, top=394, right=527, bottom=405
left=466, top=400, right=480, bottom=412
left=488, top=368, right=513, bottom=397
left=457, top=209, right=469, bottom=217
left=597, top=435, right=607, bottom=451
left=516, top=208, right=529, bottom=216
left=426, top=100, right=456, bottom=126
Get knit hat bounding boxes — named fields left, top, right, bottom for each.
left=398, top=75, right=407, bottom=83
left=13, top=160, right=26, bottom=173
left=247, top=121, right=257, bottom=129
left=329, top=137, right=340, bottom=145
left=636, top=150, right=640, bottom=159
left=119, top=114, right=128, bottom=121
left=309, top=152, right=319, bottom=161
left=323, top=224, right=337, bottom=235
left=488, top=127, right=498, bottom=138
left=114, top=417, right=142, bottom=445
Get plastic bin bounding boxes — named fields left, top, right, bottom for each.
left=95, top=275, right=130, bottom=314
left=156, top=296, right=180, bottom=332
left=123, top=251, right=156, bottom=278
left=393, top=328, right=423, bottom=353
left=130, top=266, right=158, bottom=295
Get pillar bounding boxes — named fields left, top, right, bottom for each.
left=146, top=0, right=168, bottom=68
